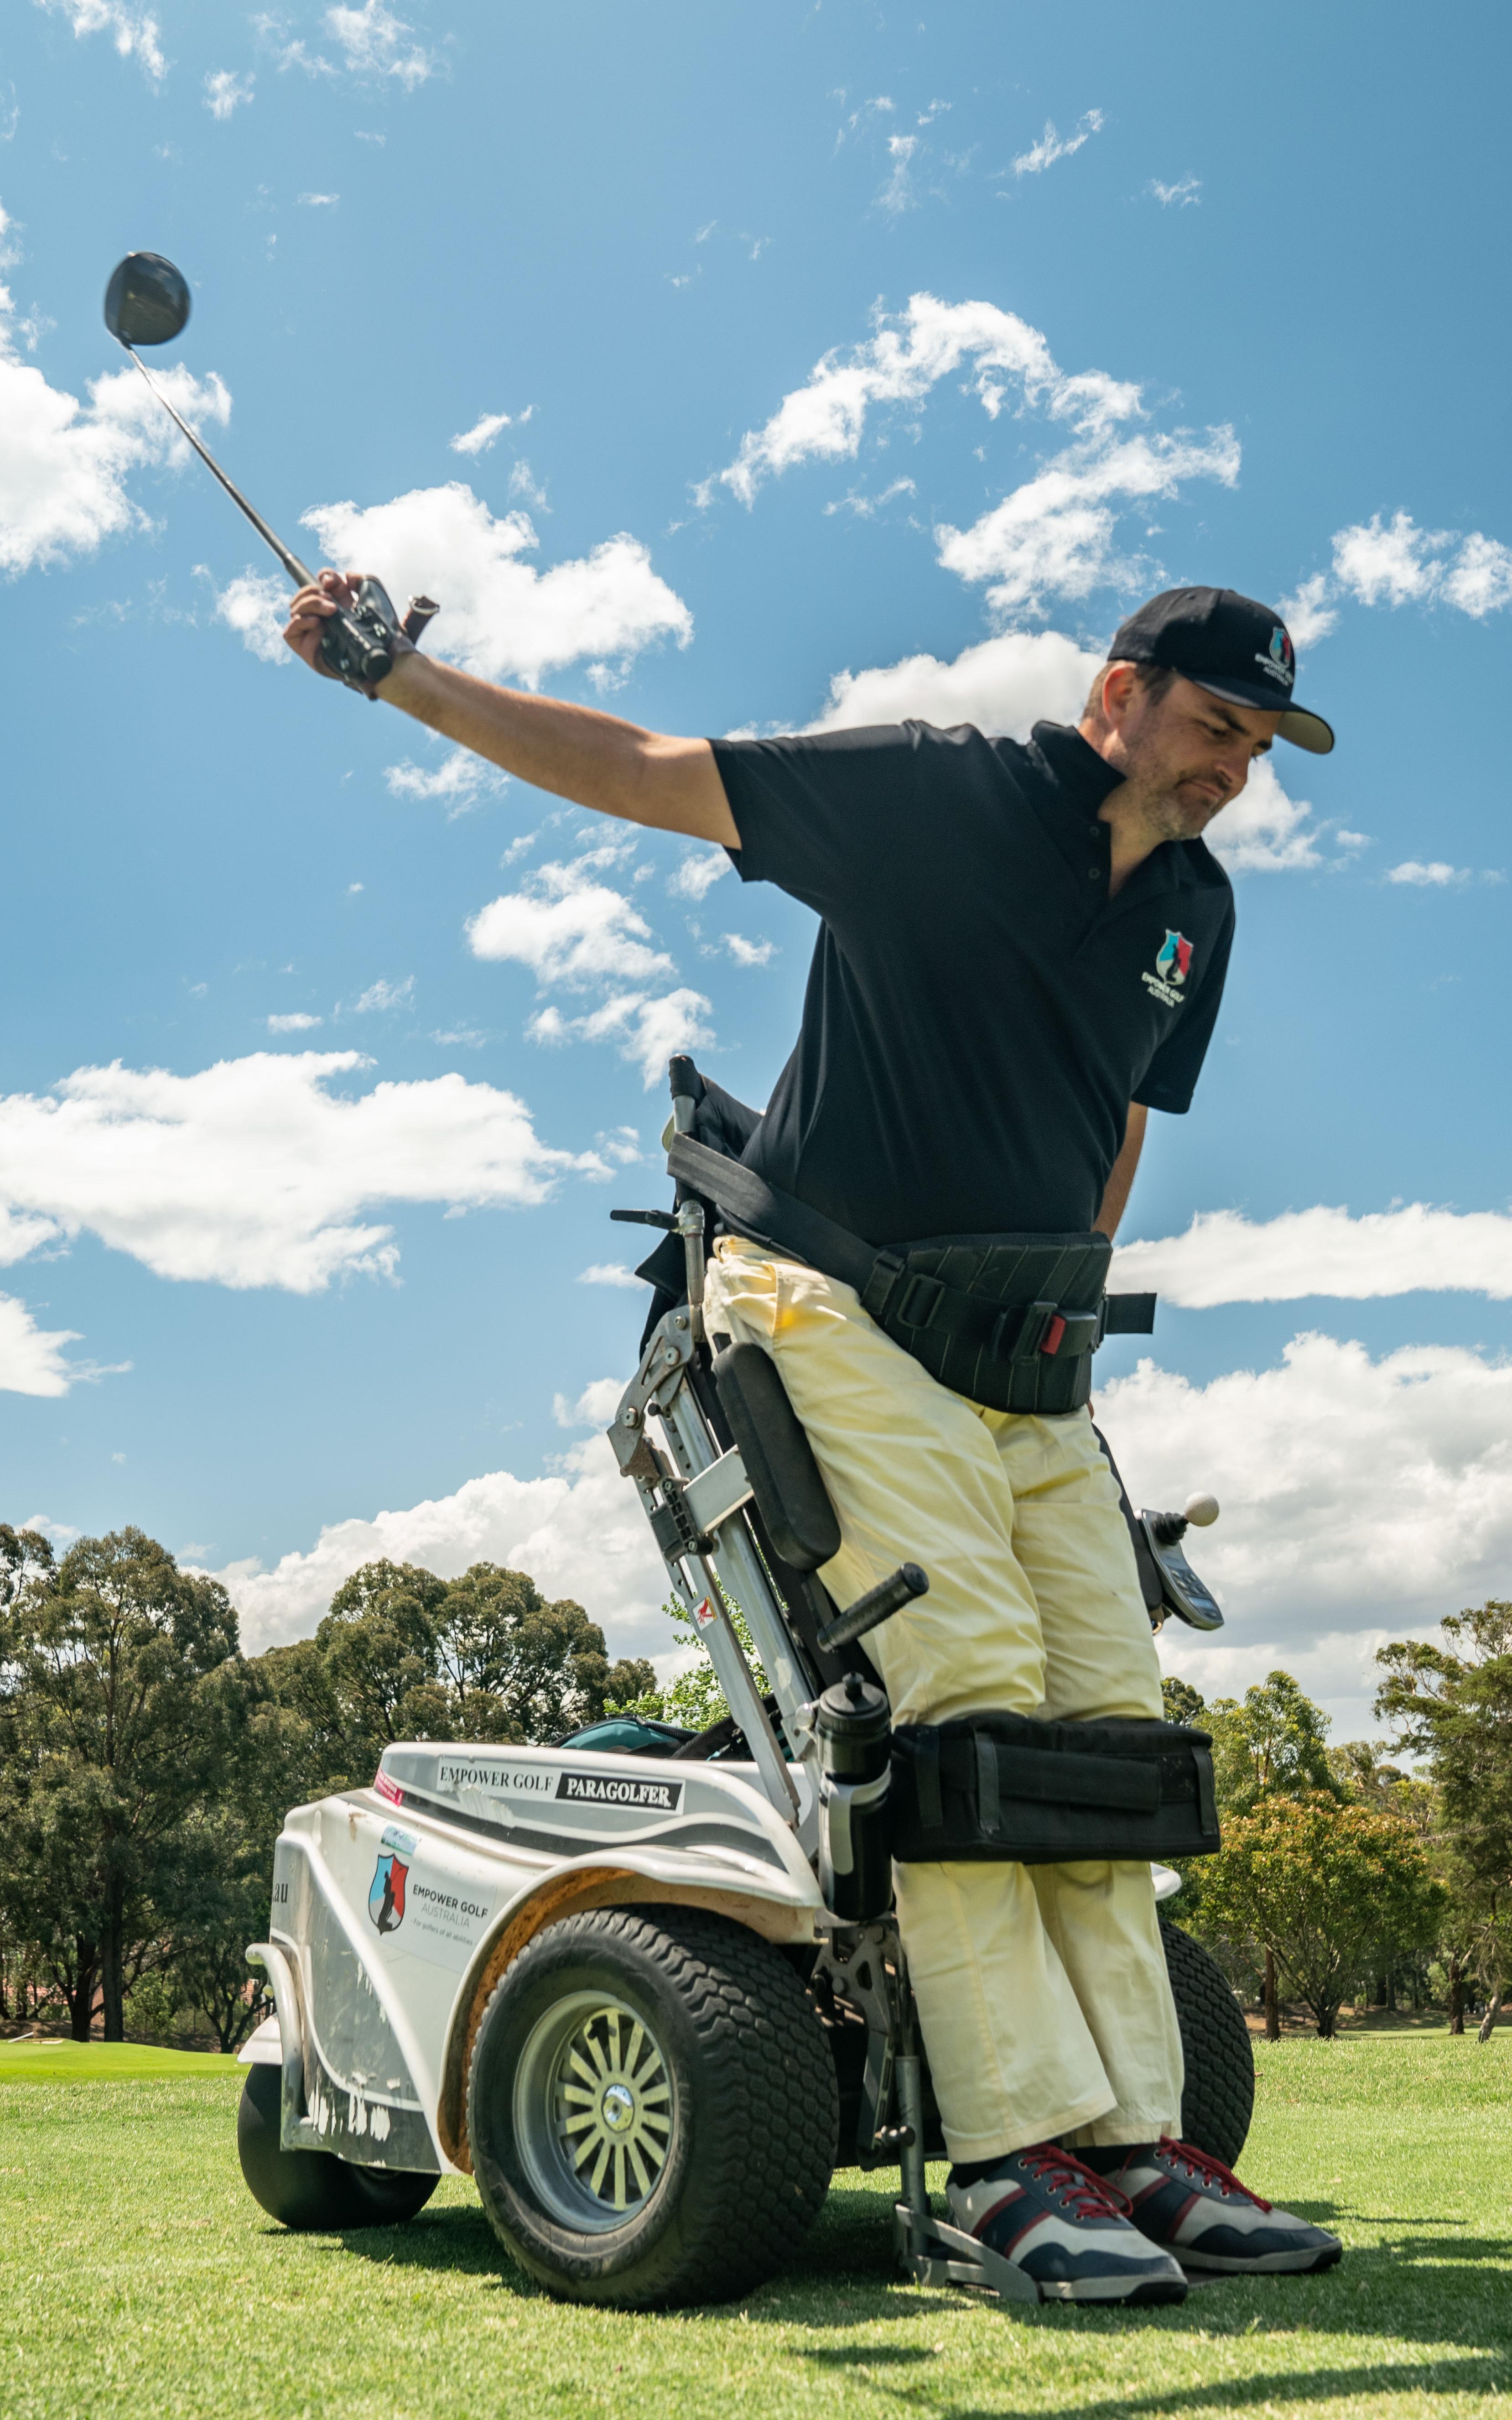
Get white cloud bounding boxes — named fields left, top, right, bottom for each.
left=1385, top=859, right=1467, bottom=887
left=214, top=1429, right=669, bottom=1659
left=0, top=1293, right=83, bottom=1398
left=1278, top=570, right=1335, bottom=647
left=531, top=987, right=716, bottom=1088
left=1011, top=110, right=1105, bottom=177
left=1113, top=1201, right=1512, bottom=1306
left=351, top=975, right=414, bottom=1014
left=468, top=857, right=713, bottom=1086
left=705, top=293, right=1096, bottom=507
left=577, top=1262, right=643, bottom=1288
left=935, top=424, right=1239, bottom=621
left=1333, top=510, right=1444, bottom=608
left=555, top=1377, right=627, bottom=1427
left=204, top=68, right=254, bottom=117
left=0, top=1052, right=599, bottom=1293
left=324, top=0, right=434, bottom=87
left=1293, top=511, right=1512, bottom=633
left=384, top=747, right=499, bottom=810
left=35, top=0, right=166, bottom=82
left=267, top=1012, right=322, bottom=1033
left=879, top=134, right=918, bottom=213
left=296, top=191, right=339, bottom=207
left=302, top=484, right=691, bottom=687
left=450, top=410, right=511, bottom=457
left=699, top=292, right=1236, bottom=616
left=805, top=627, right=1102, bottom=738
left=1104, top=1334, right=1512, bottom=1724
left=668, top=847, right=733, bottom=901
left=1441, top=528, right=1512, bottom=616
left=1204, top=757, right=1324, bottom=874
left=0, top=288, right=232, bottom=577
left=822, top=477, right=917, bottom=520
left=468, top=860, right=674, bottom=990
left=1149, top=174, right=1200, bottom=207
left=723, top=934, right=775, bottom=968
left=213, top=568, right=290, bottom=662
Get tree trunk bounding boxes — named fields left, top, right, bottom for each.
left=1263, top=1945, right=1280, bottom=2041
left=1315, top=2002, right=1338, bottom=2040
left=1448, top=1956, right=1466, bottom=2035
left=100, top=1882, right=125, bottom=2044
left=1478, top=1987, right=1504, bottom=2045
left=65, top=1939, right=100, bottom=2041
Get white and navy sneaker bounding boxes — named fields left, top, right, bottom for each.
left=1105, top=2139, right=1343, bottom=2275
left=946, top=2144, right=1188, bottom=2305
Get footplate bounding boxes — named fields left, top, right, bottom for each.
left=893, top=2200, right=1039, bottom=2306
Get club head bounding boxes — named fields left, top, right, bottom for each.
left=104, top=252, right=191, bottom=349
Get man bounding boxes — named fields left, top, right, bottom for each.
left=284, top=577, right=1342, bottom=2301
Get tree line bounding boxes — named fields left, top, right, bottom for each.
left=3, top=1514, right=1509, bottom=2049
left=0, top=1524, right=653, bottom=2050
left=1161, top=1605, right=1512, bottom=2038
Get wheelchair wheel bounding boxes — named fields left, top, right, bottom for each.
left=467, top=1905, right=837, bottom=2306
left=237, top=2060, right=438, bottom=2230
left=1161, top=1916, right=1255, bottom=2169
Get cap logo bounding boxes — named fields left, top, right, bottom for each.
left=1255, top=625, right=1294, bottom=689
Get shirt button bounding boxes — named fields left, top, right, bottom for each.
left=1088, top=867, right=1099, bottom=879
left=1088, top=824, right=1102, bottom=839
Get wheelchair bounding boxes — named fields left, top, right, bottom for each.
left=239, top=1056, right=1250, bottom=2310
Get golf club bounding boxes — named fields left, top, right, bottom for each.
left=103, top=251, right=437, bottom=694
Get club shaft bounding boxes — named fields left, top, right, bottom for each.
left=122, top=344, right=314, bottom=589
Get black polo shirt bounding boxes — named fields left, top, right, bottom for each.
left=710, top=717, right=1234, bottom=1246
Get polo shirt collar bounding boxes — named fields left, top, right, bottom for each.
left=1025, top=719, right=1125, bottom=808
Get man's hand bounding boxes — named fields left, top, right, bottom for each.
left=283, top=568, right=368, bottom=679
left=282, top=565, right=738, bottom=845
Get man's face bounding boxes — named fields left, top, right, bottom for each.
left=1097, top=668, right=1283, bottom=840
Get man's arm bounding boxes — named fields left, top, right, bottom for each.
left=283, top=570, right=738, bottom=846
left=1094, top=1102, right=1147, bottom=1239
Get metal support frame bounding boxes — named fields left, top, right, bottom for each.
left=610, top=1310, right=815, bottom=1823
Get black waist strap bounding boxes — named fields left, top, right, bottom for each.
left=667, top=1131, right=1154, bottom=1373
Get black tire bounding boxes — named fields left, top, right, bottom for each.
left=1161, top=1917, right=1254, bottom=2169
left=237, top=2060, right=439, bottom=2231
left=467, top=1906, right=838, bottom=2307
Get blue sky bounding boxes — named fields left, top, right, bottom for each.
left=3, top=0, right=1510, bottom=1734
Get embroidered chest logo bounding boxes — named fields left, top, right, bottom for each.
left=1143, top=930, right=1193, bottom=1009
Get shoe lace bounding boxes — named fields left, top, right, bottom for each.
left=1159, top=2136, right=1271, bottom=2211
left=1018, top=2145, right=1133, bottom=2220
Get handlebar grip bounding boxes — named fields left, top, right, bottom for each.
left=668, top=1054, right=705, bottom=1104
left=818, top=1562, right=929, bottom=1652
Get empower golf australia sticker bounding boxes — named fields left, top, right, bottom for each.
left=368, top=1824, right=494, bottom=1970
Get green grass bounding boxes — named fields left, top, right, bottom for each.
left=1, top=2036, right=1510, bottom=2419
left=0, top=2038, right=241, bottom=2082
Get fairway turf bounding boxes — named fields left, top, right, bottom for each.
left=1, top=2035, right=1508, bottom=2419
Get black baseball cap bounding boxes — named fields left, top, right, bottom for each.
left=1108, top=586, right=1335, bottom=755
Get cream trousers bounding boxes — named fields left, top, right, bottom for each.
left=703, top=1236, right=1184, bottom=2163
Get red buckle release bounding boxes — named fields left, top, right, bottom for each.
left=1039, top=1314, right=1066, bottom=1357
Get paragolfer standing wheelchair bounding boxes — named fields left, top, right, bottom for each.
left=237, top=1054, right=1249, bottom=2310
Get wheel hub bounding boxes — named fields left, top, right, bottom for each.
left=514, top=1992, right=675, bottom=2230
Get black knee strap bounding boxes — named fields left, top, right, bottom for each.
left=890, top=1712, right=1220, bottom=1864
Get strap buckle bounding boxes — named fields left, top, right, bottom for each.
left=860, top=1249, right=908, bottom=1322
left=895, top=1271, right=946, bottom=1330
